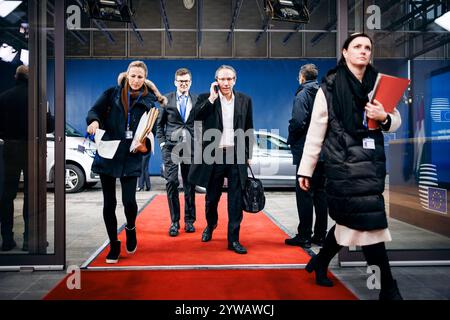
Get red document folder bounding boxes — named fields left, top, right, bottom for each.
left=368, top=73, right=410, bottom=129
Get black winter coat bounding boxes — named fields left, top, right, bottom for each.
left=321, top=73, right=388, bottom=231
left=86, top=83, right=157, bottom=178
left=287, top=80, right=319, bottom=165
left=188, top=91, right=254, bottom=190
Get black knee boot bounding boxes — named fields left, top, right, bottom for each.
left=125, top=225, right=137, bottom=254
left=362, top=242, right=403, bottom=300
left=106, top=240, right=121, bottom=264
left=306, top=225, right=343, bottom=287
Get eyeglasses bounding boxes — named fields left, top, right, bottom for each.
left=176, top=79, right=191, bottom=84
left=216, top=77, right=235, bottom=82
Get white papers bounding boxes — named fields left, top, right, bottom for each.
left=129, top=110, right=158, bottom=154
left=130, top=111, right=149, bottom=153
left=94, top=129, right=120, bottom=159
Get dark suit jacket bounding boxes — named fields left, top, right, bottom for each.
left=188, top=91, right=254, bottom=189
left=156, top=91, right=198, bottom=148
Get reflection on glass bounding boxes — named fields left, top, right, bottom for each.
left=0, top=65, right=30, bottom=253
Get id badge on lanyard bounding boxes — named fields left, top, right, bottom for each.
left=126, top=91, right=142, bottom=139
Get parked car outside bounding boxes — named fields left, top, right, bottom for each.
left=46, top=124, right=99, bottom=193
left=161, top=130, right=296, bottom=191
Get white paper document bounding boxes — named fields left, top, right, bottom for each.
left=130, top=111, right=149, bottom=153
left=94, top=129, right=121, bottom=159
left=129, top=111, right=156, bottom=154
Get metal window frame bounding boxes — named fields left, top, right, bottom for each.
left=0, top=0, right=65, bottom=271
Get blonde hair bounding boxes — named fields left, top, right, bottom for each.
left=127, top=60, right=148, bottom=78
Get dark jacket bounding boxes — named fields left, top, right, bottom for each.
left=287, top=80, right=319, bottom=165
left=0, top=78, right=54, bottom=141
left=156, top=91, right=198, bottom=149
left=321, top=73, right=388, bottom=231
left=86, top=80, right=158, bottom=178
left=188, top=91, right=254, bottom=189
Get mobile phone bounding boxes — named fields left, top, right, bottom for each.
left=214, top=85, right=219, bottom=93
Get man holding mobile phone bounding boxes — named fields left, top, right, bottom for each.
left=189, top=65, right=254, bottom=254
left=157, top=68, right=198, bottom=237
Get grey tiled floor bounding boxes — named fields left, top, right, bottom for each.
left=0, top=178, right=449, bottom=300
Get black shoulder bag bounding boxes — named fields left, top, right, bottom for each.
left=242, top=164, right=266, bottom=213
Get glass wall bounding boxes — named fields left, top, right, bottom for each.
left=341, top=0, right=450, bottom=265
left=0, top=0, right=64, bottom=269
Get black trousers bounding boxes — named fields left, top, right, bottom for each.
left=138, top=153, right=151, bottom=190
left=100, top=174, right=138, bottom=242
left=205, top=162, right=243, bottom=244
left=163, top=147, right=196, bottom=224
left=0, top=141, right=28, bottom=241
left=295, top=161, right=328, bottom=239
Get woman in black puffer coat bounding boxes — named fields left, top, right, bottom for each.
left=298, top=33, right=403, bottom=300
left=86, top=60, right=165, bottom=264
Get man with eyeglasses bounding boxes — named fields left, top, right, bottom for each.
left=189, top=65, right=254, bottom=254
left=156, top=68, right=198, bottom=237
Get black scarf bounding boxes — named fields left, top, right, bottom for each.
left=332, top=63, right=378, bottom=137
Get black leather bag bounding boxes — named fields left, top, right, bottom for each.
left=242, top=164, right=265, bottom=213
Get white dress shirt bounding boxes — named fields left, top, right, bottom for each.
left=218, top=91, right=235, bottom=148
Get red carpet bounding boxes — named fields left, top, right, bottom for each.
left=86, top=194, right=311, bottom=267
left=44, top=269, right=357, bottom=300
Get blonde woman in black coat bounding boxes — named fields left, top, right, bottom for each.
left=298, top=33, right=403, bottom=300
left=86, top=61, right=165, bottom=263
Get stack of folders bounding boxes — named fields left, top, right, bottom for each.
left=130, top=107, right=159, bottom=153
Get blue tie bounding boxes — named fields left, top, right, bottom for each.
left=179, top=95, right=187, bottom=122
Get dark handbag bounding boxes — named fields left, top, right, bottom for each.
left=242, top=164, right=265, bottom=213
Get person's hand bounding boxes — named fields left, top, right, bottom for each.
left=158, top=95, right=168, bottom=106
left=134, top=141, right=148, bottom=154
left=208, top=81, right=219, bottom=103
left=365, top=99, right=388, bottom=122
left=87, top=121, right=99, bottom=135
left=299, top=176, right=310, bottom=191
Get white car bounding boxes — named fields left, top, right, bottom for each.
left=46, top=124, right=99, bottom=193
left=162, top=130, right=296, bottom=191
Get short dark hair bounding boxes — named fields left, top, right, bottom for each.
left=175, top=68, right=192, bottom=80
left=15, top=65, right=29, bottom=80
left=300, top=64, right=318, bottom=81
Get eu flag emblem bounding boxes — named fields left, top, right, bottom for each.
left=428, top=187, right=447, bottom=214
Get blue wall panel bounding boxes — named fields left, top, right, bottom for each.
left=65, top=59, right=336, bottom=174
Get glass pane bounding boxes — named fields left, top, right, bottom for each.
left=346, top=1, right=450, bottom=255
left=0, top=1, right=30, bottom=254
left=0, top=1, right=56, bottom=256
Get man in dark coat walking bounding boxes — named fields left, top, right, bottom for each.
left=286, top=63, right=328, bottom=248
left=189, top=65, right=254, bottom=254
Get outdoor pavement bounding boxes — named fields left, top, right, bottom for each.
left=0, top=177, right=449, bottom=300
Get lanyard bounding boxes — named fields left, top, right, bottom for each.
left=127, top=91, right=143, bottom=131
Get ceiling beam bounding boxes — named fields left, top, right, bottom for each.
left=227, top=0, right=244, bottom=42
left=159, top=0, right=172, bottom=46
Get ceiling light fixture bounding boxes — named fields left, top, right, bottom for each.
left=0, top=0, right=22, bottom=18
left=435, top=11, right=450, bottom=31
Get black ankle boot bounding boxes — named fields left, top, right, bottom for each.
left=305, top=255, right=334, bottom=287
left=106, top=240, right=121, bottom=264
left=125, top=226, right=137, bottom=254
left=379, top=280, right=403, bottom=300
left=1, top=233, right=17, bottom=251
